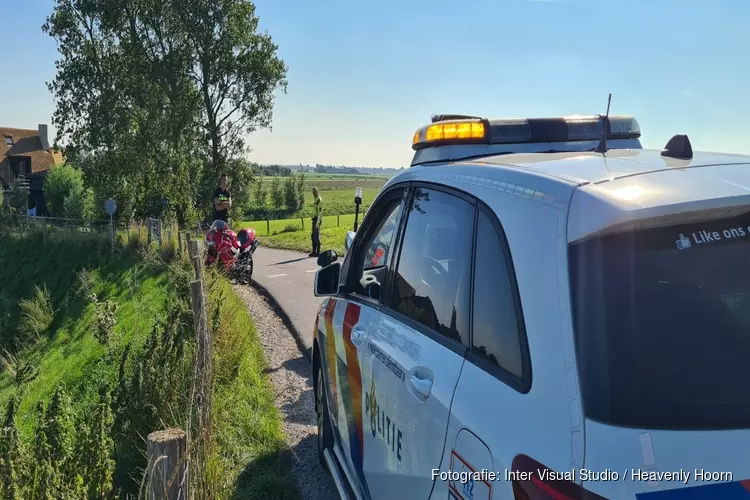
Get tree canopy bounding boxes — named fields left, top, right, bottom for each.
left=44, top=0, right=287, bottom=224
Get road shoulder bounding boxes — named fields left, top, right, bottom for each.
left=232, top=284, right=336, bottom=500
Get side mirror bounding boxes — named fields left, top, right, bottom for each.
left=317, top=249, right=338, bottom=267
left=314, top=262, right=342, bottom=297
left=345, top=231, right=356, bottom=253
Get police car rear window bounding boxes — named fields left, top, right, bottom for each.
left=568, top=211, right=750, bottom=430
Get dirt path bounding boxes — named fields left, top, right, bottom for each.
left=232, top=285, right=336, bottom=500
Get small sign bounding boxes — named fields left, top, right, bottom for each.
left=104, top=198, right=117, bottom=216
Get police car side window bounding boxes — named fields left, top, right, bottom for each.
left=363, top=203, right=401, bottom=271
left=470, top=209, right=529, bottom=390
left=389, top=187, right=473, bottom=346
left=347, top=189, right=406, bottom=299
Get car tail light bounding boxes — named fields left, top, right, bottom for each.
left=512, top=455, right=607, bottom=500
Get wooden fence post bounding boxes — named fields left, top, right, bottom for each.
left=266, top=216, right=270, bottom=236
left=147, top=428, right=188, bottom=500
left=301, top=217, right=305, bottom=230
left=337, top=214, right=340, bottom=227
left=187, top=240, right=203, bottom=282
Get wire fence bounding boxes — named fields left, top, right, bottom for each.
left=0, top=214, right=113, bottom=234
left=238, top=211, right=367, bottom=236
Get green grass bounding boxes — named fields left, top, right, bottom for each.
left=237, top=209, right=362, bottom=255
left=237, top=213, right=358, bottom=236
left=256, top=225, right=351, bottom=256
left=208, top=277, right=299, bottom=499
left=244, top=183, right=384, bottom=220
left=0, top=233, right=169, bottom=439
left=0, top=230, right=298, bottom=498
left=238, top=181, right=379, bottom=255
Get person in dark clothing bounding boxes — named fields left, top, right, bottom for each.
left=213, top=173, right=232, bottom=223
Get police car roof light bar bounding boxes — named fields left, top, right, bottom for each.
left=412, top=114, right=641, bottom=151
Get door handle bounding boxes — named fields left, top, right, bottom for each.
left=408, top=373, right=434, bottom=401
left=351, top=326, right=366, bottom=346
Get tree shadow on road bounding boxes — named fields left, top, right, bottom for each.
left=230, top=446, right=300, bottom=500
left=269, top=257, right=312, bottom=266
left=230, top=432, right=337, bottom=500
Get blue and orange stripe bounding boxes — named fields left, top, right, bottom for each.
left=342, top=303, right=364, bottom=470
left=323, top=298, right=338, bottom=422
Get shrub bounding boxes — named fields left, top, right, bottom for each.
left=44, top=166, right=85, bottom=218
left=17, top=285, right=55, bottom=344
left=253, top=175, right=267, bottom=209
left=90, top=294, right=118, bottom=354
left=269, top=176, right=283, bottom=211
left=278, top=224, right=299, bottom=235
left=0, top=396, right=27, bottom=499
left=83, top=387, right=115, bottom=499
left=62, top=184, right=95, bottom=220
left=283, top=177, right=299, bottom=211
left=9, top=180, right=29, bottom=213
left=296, top=173, right=306, bottom=209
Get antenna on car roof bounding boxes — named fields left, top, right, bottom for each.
left=594, top=93, right=612, bottom=154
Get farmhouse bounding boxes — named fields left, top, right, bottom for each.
left=0, top=124, right=64, bottom=215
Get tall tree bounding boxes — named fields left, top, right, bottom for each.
left=43, top=0, right=285, bottom=223
left=175, top=0, right=287, bottom=170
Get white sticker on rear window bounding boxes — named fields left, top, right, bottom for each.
left=676, top=225, right=750, bottom=250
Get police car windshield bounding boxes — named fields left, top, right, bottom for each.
left=568, top=211, right=750, bottom=430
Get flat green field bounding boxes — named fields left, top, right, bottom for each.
left=238, top=213, right=361, bottom=236
left=259, top=225, right=351, bottom=256
left=240, top=172, right=390, bottom=254
left=247, top=184, right=383, bottom=219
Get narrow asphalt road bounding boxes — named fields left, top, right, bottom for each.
left=251, top=245, right=325, bottom=354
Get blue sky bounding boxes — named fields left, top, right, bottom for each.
left=2, top=0, right=749, bottom=168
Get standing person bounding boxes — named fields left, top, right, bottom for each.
left=310, top=186, right=323, bottom=257
left=213, top=173, right=232, bottom=224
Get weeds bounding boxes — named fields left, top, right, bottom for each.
left=17, top=286, right=55, bottom=345
left=91, top=294, right=118, bottom=355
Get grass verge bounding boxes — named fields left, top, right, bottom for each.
left=0, top=229, right=299, bottom=499
left=252, top=225, right=350, bottom=256
left=207, top=276, right=299, bottom=499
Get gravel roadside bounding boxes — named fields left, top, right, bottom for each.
left=232, top=284, right=337, bottom=500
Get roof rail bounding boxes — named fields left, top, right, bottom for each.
left=661, top=134, right=693, bottom=160
left=430, top=114, right=484, bottom=123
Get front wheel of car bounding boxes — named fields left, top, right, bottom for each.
left=316, top=364, right=334, bottom=467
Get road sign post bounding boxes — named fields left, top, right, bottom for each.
left=353, top=187, right=363, bottom=232
left=104, top=199, right=118, bottom=254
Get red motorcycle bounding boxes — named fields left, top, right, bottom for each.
left=204, top=220, right=259, bottom=284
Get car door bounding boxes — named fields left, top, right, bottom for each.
left=325, top=185, right=409, bottom=499
left=362, top=184, right=474, bottom=499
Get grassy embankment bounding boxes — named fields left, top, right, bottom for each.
left=0, top=230, right=297, bottom=499
left=239, top=174, right=389, bottom=254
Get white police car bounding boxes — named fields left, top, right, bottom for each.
left=311, top=113, right=750, bottom=500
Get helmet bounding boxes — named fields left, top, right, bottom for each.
left=237, top=228, right=256, bottom=250
left=210, top=220, right=228, bottom=232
